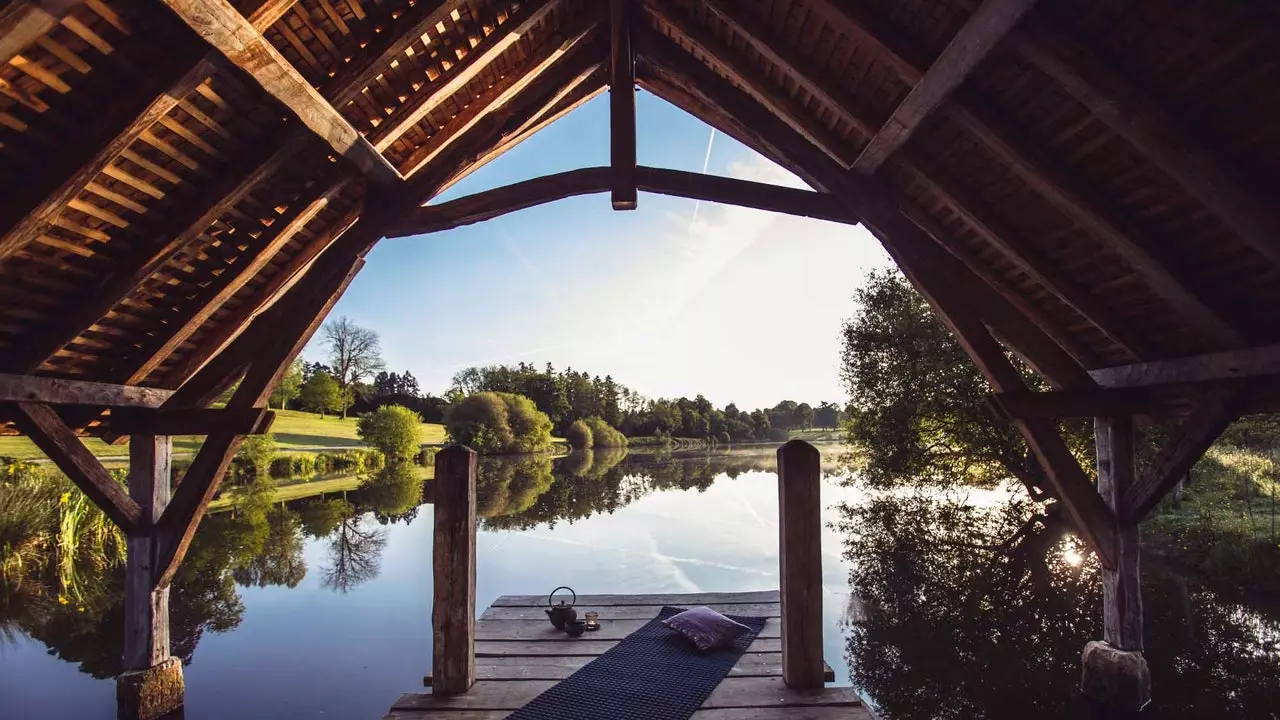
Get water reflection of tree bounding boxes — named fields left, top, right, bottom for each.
left=841, top=492, right=1280, bottom=719
left=354, top=461, right=424, bottom=519
left=232, top=507, right=306, bottom=589
left=321, top=516, right=387, bottom=594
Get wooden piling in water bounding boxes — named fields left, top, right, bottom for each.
left=432, top=445, right=478, bottom=695
left=777, top=439, right=824, bottom=689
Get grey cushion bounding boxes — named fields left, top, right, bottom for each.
left=661, top=606, right=751, bottom=651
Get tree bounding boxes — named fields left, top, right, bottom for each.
left=583, top=417, right=627, bottom=448
left=565, top=419, right=593, bottom=450
left=444, top=391, right=554, bottom=454
left=815, top=402, right=841, bottom=430
left=794, top=402, right=814, bottom=431
left=356, top=405, right=423, bottom=460
left=322, top=317, right=385, bottom=418
left=299, top=371, right=342, bottom=416
left=269, top=359, right=304, bottom=410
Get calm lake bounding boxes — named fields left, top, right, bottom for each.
left=2, top=446, right=1278, bottom=719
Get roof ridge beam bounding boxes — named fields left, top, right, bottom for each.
left=609, top=0, right=636, bottom=209
left=158, top=0, right=401, bottom=184
left=852, top=0, right=1039, bottom=174
left=1012, top=13, right=1280, bottom=271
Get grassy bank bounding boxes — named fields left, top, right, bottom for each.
left=209, top=464, right=436, bottom=511
left=0, top=409, right=448, bottom=461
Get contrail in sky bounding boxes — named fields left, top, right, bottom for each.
left=686, top=128, right=717, bottom=234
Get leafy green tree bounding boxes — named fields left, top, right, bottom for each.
left=583, top=417, right=627, bottom=448
left=235, top=434, right=276, bottom=479
left=444, top=391, right=554, bottom=454
left=565, top=419, right=593, bottom=450
left=356, top=404, right=423, bottom=460
left=269, top=359, right=304, bottom=409
left=794, top=402, right=814, bottom=430
left=300, top=371, right=342, bottom=416
left=815, top=402, right=841, bottom=430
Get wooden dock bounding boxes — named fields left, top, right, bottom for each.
left=386, top=590, right=870, bottom=719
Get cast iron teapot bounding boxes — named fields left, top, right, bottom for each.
left=545, top=586, right=577, bottom=630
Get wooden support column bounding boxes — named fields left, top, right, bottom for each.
left=117, top=434, right=184, bottom=720
left=777, top=440, right=824, bottom=690
left=609, top=0, right=637, bottom=210
left=1081, top=417, right=1150, bottom=711
left=432, top=445, right=477, bottom=695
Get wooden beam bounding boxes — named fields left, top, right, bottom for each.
left=1090, top=343, right=1280, bottom=389
left=777, top=440, right=824, bottom=689
left=638, top=30, right=1117, bottom=566
left=0, top=373, right=173, bottom=407
left=367, top=0, right=561, bottom=152
left=433, top=445, right=478, bottom=694
left=645, top=0, right=856, bottom=168
left=110, top=407, right=275, bottom=436
left=158, top=0, right=400, bottom=184
left=609, top=0, right=636, bottom=210
left=244, top=0, right=300, bottom=32
left=1121, top=390, right=1243, bottom=524
left=123, top=433, right=172, bottom=671
left=389, top=165, right=860, bottom=238
left=11, top=402, right=143, bottom=533
left=396, top=24, right=600, bottom=178
left=852, top=0, right=1038, bottom=173
left=1, top=129, right=310, bottom=375
left=322, top=0, right=468, bottom=108
left=794, top=1, right=1244, bottom=348
left=122, top=175, right=354, bottom=385
left=0, top=0, right=84, bottom=67
left=0, top=48, right=213, bottom=263
left=1012, top=16, right=1280, bottom=271
left=1094, top=416, right=1142, bottom=651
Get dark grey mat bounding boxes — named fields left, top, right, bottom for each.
left=505, top=605, right=768, bottom=720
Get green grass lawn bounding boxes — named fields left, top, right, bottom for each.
left=0, top=408, right=447, bottom=462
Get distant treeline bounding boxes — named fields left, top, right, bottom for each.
left=450, top=363, right=842, bottom=442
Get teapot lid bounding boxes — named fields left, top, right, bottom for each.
left=548, top=586, right=577, bottom=609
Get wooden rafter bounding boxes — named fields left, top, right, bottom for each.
left=157, top=0, right=401, bottom=185
left=645, top=0, right=855, bottom=168
left=637, top=27, right=1118, bottom=565
left=987, top=380, right=1278, bottom=419
left=691, top=0, right=1146, bottom=361
left=367, top=0, right=563, bottom=152
left=609, top=0, right=636, bottom=210
left=0, top=0, right=86, bottom=66
left=1012, top=15, right=1280, bottom=271
left=397, top=23, right=601, bottom=177
left=109, top=406, right=275, bottom=436
left=1, top=128, right=311, bottom=376
left=851, top=0, right=1039, bottom=174
left=1090, top=343, right=1280, bottom=389
left=11, top=402, right=143, bottom=534
left=794, top=0, right=1245, bottom=349
left=121, top=174, right=354, bottom=385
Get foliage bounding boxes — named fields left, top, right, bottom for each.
left=372, top=370, right=421, bottom=397
left=444, top=391, right=554, bottom=454
left=474, top=455, right=555, bottom=518
left=298, top=498, right=353, bottom=538
left=269, top=359, right=304, bottom=410
left=840, top=269, right=1066, bottom=491
left=356, top=461, right=423, bottom=517
left=582, top=417, right=627, bottom=448
left=299, top=371, right=343, bottom=416
left=234, top=434, right=277, bottom=480
left=356, top=404, right=424, bottom=460
left=322, top=317, right=385, bottom=418
left=565, top=419, right=593, bottom=450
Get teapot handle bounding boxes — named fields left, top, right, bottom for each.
left=548, top=586, right=576, bottom=608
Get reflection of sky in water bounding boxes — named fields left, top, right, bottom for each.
left=2, top=462, right=871, bottom=719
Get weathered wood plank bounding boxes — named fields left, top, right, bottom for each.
left=1094, top=417, right=1142, bottom=652
left=385, top=707, right=871, bottom=720
left=392, top=678, right=860, bottom=711
left=1090, top=344, right=1280, bottom=388
left=12, top=402, right=143, bottom=533
left=474, top=617, right=780, bottom=641
left=479, top=602, right=780, bottom=621
left=123, top=434, right=171, bottom=669
left=0, top=1, right=86, bottom=67
left=158, top=0, right=400, bottom=184
left=778, top=440, right=823, bottom=689
left=452, top=652, right=831, bottom=681
left=852, top=0, right=1038, bottom=173
left=434, top=445, right=478, bottom=694
left=609, top=0, right=636, bottom=209
left=0, top=373, right=172, bottom=407
left=492, top=590, right=780, bottom=606
left=475, top=637, right=783, bottom=656
left=109, top=407, right=275, bottom=436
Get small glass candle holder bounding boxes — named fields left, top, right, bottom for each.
left=584, top=611, right=600, bottom=631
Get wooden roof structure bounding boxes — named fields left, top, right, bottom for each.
left=2, top=0, right=1279, bottom=573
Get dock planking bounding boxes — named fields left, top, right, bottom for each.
left=392, top=591, right=865, bottom=720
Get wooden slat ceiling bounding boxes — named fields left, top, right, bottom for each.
left=0, top=0, right=1277, bottom=416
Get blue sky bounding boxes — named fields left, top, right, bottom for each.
left=304, top=91, right=892, bottom=410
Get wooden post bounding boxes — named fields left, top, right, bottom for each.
left=432, top=445, right=477, bottom=695
left=777, top=439, right=824, bottom=689
left=118, top=434, right=184, bottom=720
left=1081, top=417, right=1150, bottom=711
